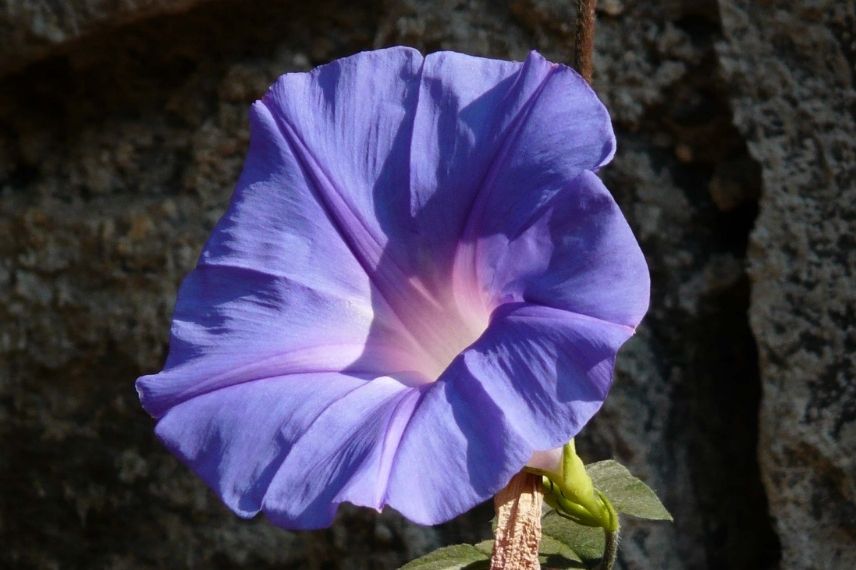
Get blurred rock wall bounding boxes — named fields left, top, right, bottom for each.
left=718, top=1, right=856, bottom=568
left=0, top=0, right=851, bottom=569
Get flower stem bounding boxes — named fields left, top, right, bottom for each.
left=490, top=471, right=544, bottom=569
left=598, top=529, right=620, bottom=570
left=575, top=0, right=597, bottom=83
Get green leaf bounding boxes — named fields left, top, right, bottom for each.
left=539, top=511, right=605, bottom=568
left=399, top=544, right=490, bottom=570
left=473, top=540, right=494, bottom=556
left=541, top=511, right=604, bottom=568
left=586, top=460, right=673, bottom=521
left=539, top=534, right=588, bottom=568
left=401, top=459, right=670, bottom=570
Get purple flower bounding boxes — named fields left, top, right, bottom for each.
left=136, top=47, right=649, bottom=529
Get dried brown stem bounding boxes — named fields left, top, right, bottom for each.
left=575, top=0, right=597, bottom=83
left=490, top=472, right=544, bottom=570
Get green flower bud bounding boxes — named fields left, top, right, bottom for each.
left=538, top=440, right=618, bottom=532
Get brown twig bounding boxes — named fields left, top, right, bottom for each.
left=575, top=0, right=597, bottom=83
left=490, top=472, right=544, bottom=569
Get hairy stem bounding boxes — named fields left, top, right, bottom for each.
left=598, top=529, right=620, bottom=570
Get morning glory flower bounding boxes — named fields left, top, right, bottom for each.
left=136, top=47, right=649, bottom=529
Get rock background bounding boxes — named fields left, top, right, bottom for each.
left=0, top=0, right=851, bottom=569
left=718, top=1, right=856, bottom=568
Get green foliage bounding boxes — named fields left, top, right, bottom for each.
left=586, top=460, right=672, bottom=521
left=399, top=460, right=671, bottom=569
left=398, top=544, right=490, bottom=570
left=399, top=518, right=603, bottom=570
left=540, top=510, right=605, bottom=566
left=537, top=460, right=672, bottom=568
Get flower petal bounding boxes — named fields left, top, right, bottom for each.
left=258, top=47, right=425, bottom=300
left=479, top=170, right=650, bottom=327
left=263, top=377, right=421, bottom=529
left=202, top=88, right=373, bottom=303
left=407, top=51, right=614, bottom=285
left=386, top=302, right=632, bottom=524
left=136, top=265, right=414, bottom=417
left=138, top=49, right=437, bottom=416
left=384, top=370, right=531, bottom=524
left=253, top=47, right=484, bottom=372
left=137, top=48, right=648, bottom=531
left=462, top=302, right=634, bottom=451
left=527, top=448, right=563, bottom=473
left=152, top=300, right=632, bottom=529
left=153, top=372, right=377, bottom=518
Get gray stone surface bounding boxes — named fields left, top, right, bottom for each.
left=0, top=0, right=208, bottom=74
left=3, top=0, right=845, bottom=568
left=718, top=1, right=856, bottom=568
